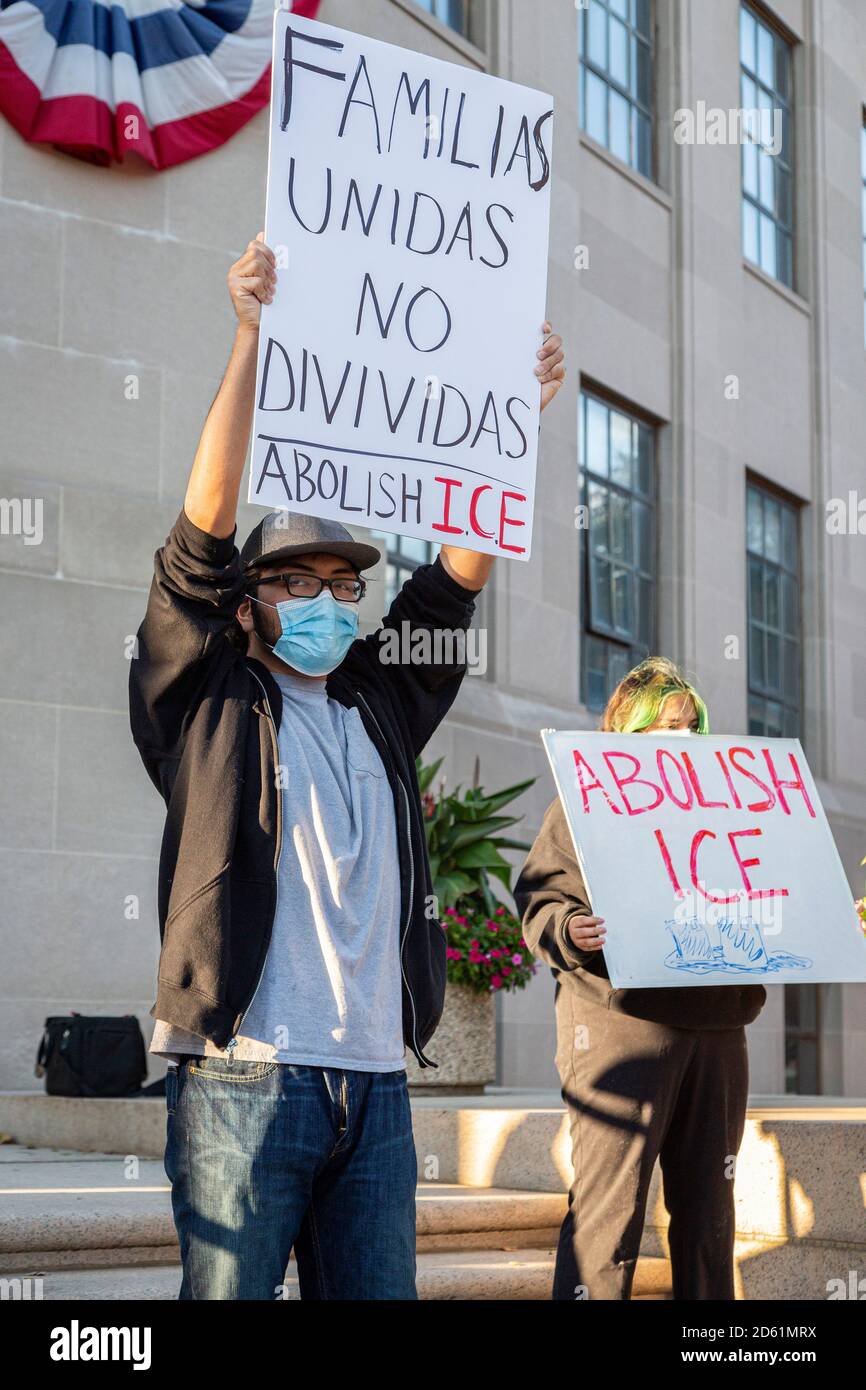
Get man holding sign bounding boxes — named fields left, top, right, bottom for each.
left=130, top=10, right=560, bottom=1303
left=129, top=220, right=561, bottom=1299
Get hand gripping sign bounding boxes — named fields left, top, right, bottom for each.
left=542, top=731, right=866, bottom=989
left=248, top=11, right=553, bottom=560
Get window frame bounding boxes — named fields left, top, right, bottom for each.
left=739, top=2, right=795, bottom=289
left=784, top=982, right=822, bottom=1095
left=579, top=387, right=657, bottom=712
left=370, top=530, right=435, bottom=609
left=579, top=0, right=655, bottom=180
left=745, top=476, right=802, bottom=739
left=412, top=0, right=466, bottom=33
left=402, top=0, right=481, bottom=46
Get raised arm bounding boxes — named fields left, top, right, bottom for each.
left=183, top=235, right=276, bottom=538
left=128, top=237, right=276, bottom=787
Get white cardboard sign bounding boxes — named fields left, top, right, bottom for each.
left=542, top=730, right=866, bottom=989
left=248, top=11, right=553, bottom=561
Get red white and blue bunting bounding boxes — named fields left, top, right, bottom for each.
left=0, top=0, right=320, bottom=169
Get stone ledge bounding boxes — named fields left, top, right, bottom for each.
left=8, top=1251, right=673, bottom=1301
left=1, top=1094, right=862, bottom=1259
left=0, top=1151, right=567, bottom=1263
left=0, top=1093, right=166, bottom=1159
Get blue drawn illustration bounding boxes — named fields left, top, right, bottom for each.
left=664, top=916, right=812, bottom=975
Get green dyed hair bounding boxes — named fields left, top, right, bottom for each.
left=601, top=656, right=710, bottom=734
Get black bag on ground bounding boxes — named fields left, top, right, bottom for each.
left=35, top=1014, right=147, bottom=1097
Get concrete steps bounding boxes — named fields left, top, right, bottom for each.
left=0, top=1145, right=672, bottom=1299
left=3, top=1091, right=862, bottom=1297
left=0, top=1149, right=574, bottom=1271
left=0, top=1149, right=175, bottom=1272
left=21, top=1251, right=673, bottom=1301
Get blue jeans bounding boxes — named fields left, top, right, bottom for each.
left=164, top=1056, right=418, bottom=1300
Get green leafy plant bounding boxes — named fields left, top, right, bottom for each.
left=417, top=756, right=538, bottom=994
left=417, top=756, right=534, bottom=914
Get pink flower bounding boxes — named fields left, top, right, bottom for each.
left=512, top=953, right=523, bottom=965
left=490, top=975, right=503, bottom=990
left=496, top=906, right=506, bottom=915
left=502, top=966, right=512, bottom=977
left=447, top=948, right=463, bottom=961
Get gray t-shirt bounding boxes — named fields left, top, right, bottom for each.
left=150, top=669, right=405, bottom=1072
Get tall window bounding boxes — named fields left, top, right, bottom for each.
left=785, top=983, right=821, bottom=1093
left=861, top=119, right=866, bottom=344
left=370, top=531, right=433, bottom=608
left=412, top=0, right=470, bottom=37
left=746, top=479, right=812, bottom=1092
left=740, top=4, right=794, bottom=287
left=745, top=481, right=801, bottom=736
left=579, top=0, right=653, bottom=178
left=580, top=390, right=656, bottom=711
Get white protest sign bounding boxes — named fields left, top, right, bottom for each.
left=248, top=10, right=553, bottom=561
left=542, top=730, right=866, bottom=989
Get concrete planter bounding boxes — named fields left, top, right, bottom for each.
left=406, top=983, right=496, bottom=1091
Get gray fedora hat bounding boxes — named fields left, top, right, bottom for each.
left=240, top=510, right=381, bottom=574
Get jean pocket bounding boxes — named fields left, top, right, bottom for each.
left=188, top=1057, right=278, bottom=1085
left=165, top=1065, right=178, bottom=1116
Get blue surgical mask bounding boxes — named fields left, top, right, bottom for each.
left=251, top=590, right=359, bottom=677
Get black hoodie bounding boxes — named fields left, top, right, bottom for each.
left=128, top=508, right=478, bottom=1066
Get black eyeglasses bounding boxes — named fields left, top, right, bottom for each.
left=247, top=572, right=366, bottom=603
